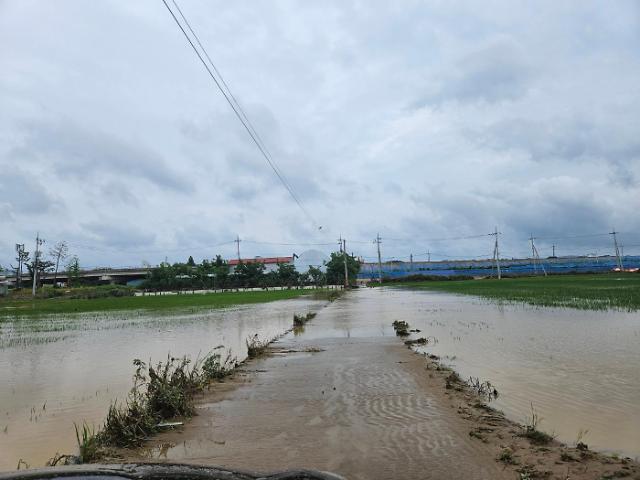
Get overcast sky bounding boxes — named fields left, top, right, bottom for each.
left=1, top=0, right=639, bottom=268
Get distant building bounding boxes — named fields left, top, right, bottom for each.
left=228, top=256, right=294, bottom=273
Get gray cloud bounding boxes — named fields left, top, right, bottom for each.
left=1, top=0, right=639, bottom=267
left=20, top=119, right=193, bottom=194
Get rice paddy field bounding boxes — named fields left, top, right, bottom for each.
left=0, top=289, right=315, bottom=318
left=395, top=273, right=640, bottom=311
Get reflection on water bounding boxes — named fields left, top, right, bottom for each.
left=300, top=288, right=640, bottom=457
left=0, top=298, right=323, bottom=470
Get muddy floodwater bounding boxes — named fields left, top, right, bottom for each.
left=297, top=288, right=638, bottom=458
left=0, top=297, right=324, bottom=470
left=1, top=288, right=639, bottom=471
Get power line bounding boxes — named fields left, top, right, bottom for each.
left=161, top=0, right=319, bottom=228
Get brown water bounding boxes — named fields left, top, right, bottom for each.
left=1, top=288, right=639, bottom=471
left=295, top=288, right=640, bottom=458
left=0, top=297, right=324, bottom=470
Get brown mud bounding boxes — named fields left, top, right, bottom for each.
left=120, top=293, right=639, bottom=480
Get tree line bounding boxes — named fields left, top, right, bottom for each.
left=142, top=252, right=361, bottom=291
left=9, top=241, right=83, bottom=289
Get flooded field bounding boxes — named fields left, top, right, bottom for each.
left=295, top=288, right=640, bottom=458
left=1, top=288, right=639, bottom=471
left=0, top=297, right=324, bottom=470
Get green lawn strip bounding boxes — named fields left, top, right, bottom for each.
left=0, top=289, right=312, bottom=318
left=392, top=273, right=640, bottom=311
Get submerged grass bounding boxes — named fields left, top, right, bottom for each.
left=0, top=289, right=313, bottom=318
left=393, top=273, right=640, bottom=311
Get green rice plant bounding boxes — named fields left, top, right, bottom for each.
left=398, top=273, right=640, bottom=312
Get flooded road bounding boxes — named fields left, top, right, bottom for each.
left=296, top=287, right=640, bottom=457
left=1, top=287, right=639, bottom=471
left=0, top=297, right=324, bottom=470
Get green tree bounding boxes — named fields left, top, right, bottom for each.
left=187, top=256, right=196, bottom=267
left=325, top=251, right=360, bottom=286
left=307, top=265, right=325, bottom=287
left=66, top=256, right=81, bottom=287
left=276, top=262, right=299, bottom=288
left=233, top=261, right=265, bottom=288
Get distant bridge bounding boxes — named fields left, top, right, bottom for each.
left=5, top=267, right=151, bottom=287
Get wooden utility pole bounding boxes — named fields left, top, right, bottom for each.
left=375, top=233, right=383, bottom=285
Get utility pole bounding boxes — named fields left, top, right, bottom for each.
left=427, top=250, right=431, bottom=262
left=32, top=233, right=44, bottom=297
left=338, top=237, right=348, bottom=288
left=235, top=235, right=241, bottom=261
left=490, top=227, right=501, bottom=280
left=409, top=253, right=413, bottom=272
left=375, top=233, right=383, bottom=285
left=529, top=234, right=538, bottom=275
left=15, top=243, right=25, bottom=289
left=552, top=244, right=556, bottom=258
left=610, top=229, right=623, bottom=271
left=529, top=235, right=547, bottom=276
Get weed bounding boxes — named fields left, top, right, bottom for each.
left=560, top=451, right=578, bottom=462
left=246, top=334, right=270, bottom=358
left=404, top=337, right=427, bottom=346
left=293, top=312, right=317, bottom=326
left=392, top=320, right=410, bottom=336
left=467, top=376, right=499, bottom=400
left=498, top=448, right=518, bottom=465
left=201, top=351, right=235, bottom=380
left=520, top=403, right=554, bottom=445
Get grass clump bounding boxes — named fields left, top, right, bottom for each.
left=74, top=423, right=101, bottom=463
left=293, top=311, right=317, bottom=326
left=498, top=447, right=518, bottom=465
left=392, top=320, right=410, bottom=336
left=246, top=334, right=271, bottom=358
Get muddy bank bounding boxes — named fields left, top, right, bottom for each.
left=120, top=291, right=640, bottom=480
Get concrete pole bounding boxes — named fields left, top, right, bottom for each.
left=343, top=239, right=348, bottom=288
left=376, top=233, right=383, bottom=285
left=32, top=233, right=41, bottom=297
left=494, top=227, right=501, bottom=280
